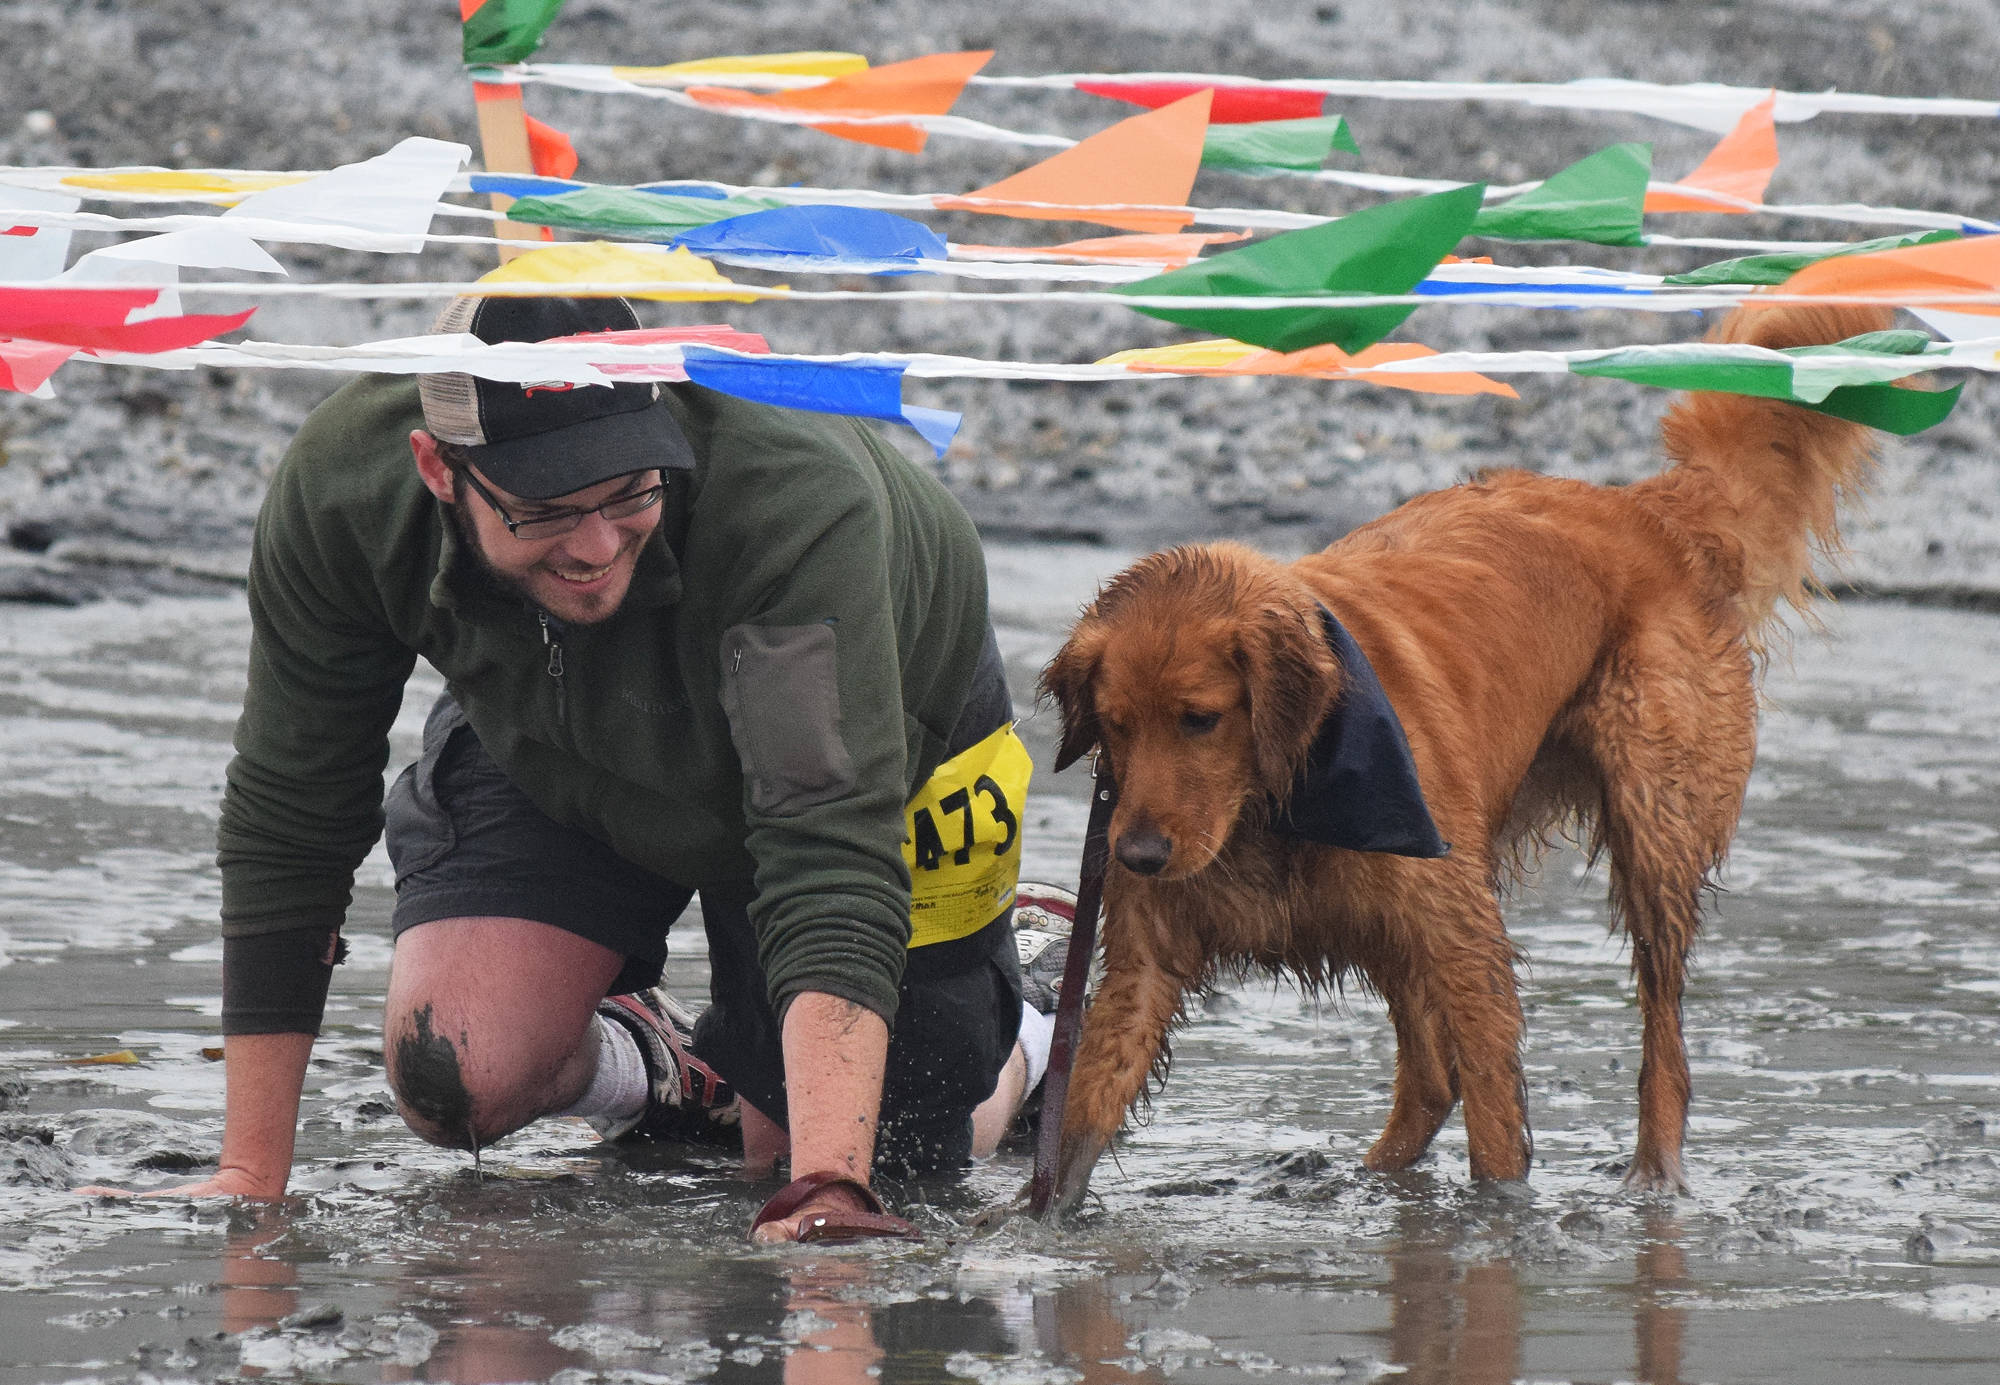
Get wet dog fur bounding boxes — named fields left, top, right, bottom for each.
left=1037, top=303, right=1896, bottom=1213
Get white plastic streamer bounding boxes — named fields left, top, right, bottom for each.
left=492, top=63, right=2000, bottom=134
left=83, top=331, right=2000, bottom=389
left=18, top=166, right=1990, bottom=249
left=21, top=272, right=2000, bottom=316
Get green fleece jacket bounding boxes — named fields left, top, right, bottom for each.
left=217, top=373, right=992, bottom=1024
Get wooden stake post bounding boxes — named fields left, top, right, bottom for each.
left=472, top=81, right=545, bottom=264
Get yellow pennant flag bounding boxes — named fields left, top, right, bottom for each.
left=477, top=242, right=764, bottom=302
left=61, top=170, right=306, bottom=202
left=614, top=51, right=868, bottom=86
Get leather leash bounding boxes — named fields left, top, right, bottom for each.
left=1027, top=754, right=1117, bottom=1218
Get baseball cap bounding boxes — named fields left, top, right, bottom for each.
left=417, top=295, right=695, bottom=500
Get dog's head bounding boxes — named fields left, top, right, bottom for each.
left=1041, top=543, right=1339, bottom=879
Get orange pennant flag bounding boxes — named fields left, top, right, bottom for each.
left=524, top=115, right=578, bottom=179
left=1774, top=232, right=2000, bottom=316
left=954, top=230, right=1252, bottom=267
left=685, top=50, right=992, bottom=154
left=1309, top=342, right=1519, bottom=396
left=1040, top=230, right=1251, bottom=264
left=1104, top=338, right=1515, bottom=397
left=1645, top=92, right=1778, bottom=213
left=938, top=90, right=1214, bottom=233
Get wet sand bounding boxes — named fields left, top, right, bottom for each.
left=4, top=543, right=2000, bottom=1383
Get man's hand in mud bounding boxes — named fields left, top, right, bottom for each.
left=749, top=1172, right=921, bottom=1244
left=76, top=1165, right=286, bottom=1200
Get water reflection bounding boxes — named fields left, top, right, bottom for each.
left=220, top=1209, right=301, bottom=1339
left=201, top=1190, right=1701, bottom=1385
left=1386, top=1230, right=1522, bottom=1385
left=779, top=1259, right=883, bottom=1385
left=1632, top=1213, right=1692, bottom=1385
left=1377, top=1201, right=1691, bottom=1385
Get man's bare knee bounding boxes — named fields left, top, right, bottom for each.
left=386, top=1001, right=567, bottom=1149
left=387, top=1002, right=487, bottom=1148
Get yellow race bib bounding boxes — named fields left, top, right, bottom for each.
left=903, top=724, right=1033, bottom=948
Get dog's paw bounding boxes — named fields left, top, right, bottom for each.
left=965, top=1186, right=1033, bottom=1234
left=1617, top=1156, right=1691, bottom=1197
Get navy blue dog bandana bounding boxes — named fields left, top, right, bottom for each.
left=1271, top=606, right=1449, bottom=858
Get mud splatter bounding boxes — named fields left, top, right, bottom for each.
left=390, top=1004, right=474, bottom=1149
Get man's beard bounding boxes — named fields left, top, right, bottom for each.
left=444, top=489, right=646, bottom=627
left=447, top=491, right=538, bottom=609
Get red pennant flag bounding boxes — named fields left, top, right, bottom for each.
left=1077, top=79, right=1324, bottom=124
left=0, top=307, right=256, bottom=354
left=524, top=114, right=579, bottom=179
left=552, top=323, right=772, bottom=378
left=0, top=286, right=165, bottom=331
left=0, top=339, right=78, bottom=393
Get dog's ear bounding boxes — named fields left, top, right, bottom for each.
left=1040, top=620, right=1106, bottom=772
left=1235, top=601, right=1339, bottom=796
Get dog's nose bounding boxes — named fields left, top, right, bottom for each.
left=1115, top=829, right=1173, bottom=876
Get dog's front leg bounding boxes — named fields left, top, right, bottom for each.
left=1363, top=970, right=1460, bottom=1172
left=1046, top=944, right=1191, bottom=1218
left=1437, top=898, right=1533, bottom=1183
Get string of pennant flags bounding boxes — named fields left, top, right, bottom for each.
left=3, top=0, right=2000, bottom=450
left=17, top=97, right=1997, bottom=245
left=475, top=47, right=2000, bottom=138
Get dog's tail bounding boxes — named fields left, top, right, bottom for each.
left=1637, top=302, right=1894, bottom=639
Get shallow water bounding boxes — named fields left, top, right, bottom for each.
left=3, top=543, right=1999, bottom=1384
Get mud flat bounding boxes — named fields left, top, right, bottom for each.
left=4, top=550, right=2000, bottom=1382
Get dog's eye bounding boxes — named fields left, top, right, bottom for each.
left=1180, top=710, right=1221, bottom=736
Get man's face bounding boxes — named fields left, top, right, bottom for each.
left=450, top=464, right=665, bottom=627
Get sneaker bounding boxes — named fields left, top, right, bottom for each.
left=589, top=987, right=739, bottom=1144
left=1013, top=882, right=1082, bottom=1015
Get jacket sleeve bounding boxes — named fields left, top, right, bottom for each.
left=703, top=422, right=923, bottom=1026
left=215, top=414, right=416, bottom=1030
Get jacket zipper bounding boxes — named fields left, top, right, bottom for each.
left=538, top=611, right=567, bottom=724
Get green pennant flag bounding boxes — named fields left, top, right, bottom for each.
left=1662, top=229, right=1963, bottom=287
left=1801, top=330, right=1935, bottom=357
left=1470, top=142, right=1651, bottom=246
left=503, top=187, right=781, bottom=238
left=1111, top=182, right=1485, bottom=353
left=1200, top=116, right=1359, bottom=173
left=1571, top=331, right=1961, bottom=435
left=463, top=0, right=567, bottom=67
left=1804, top=380, right=1962, bottom=434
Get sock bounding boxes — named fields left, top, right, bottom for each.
left=1017, top=1002, right=1056, bottom=1093
left=555, top=1015, right=649, bottom=1120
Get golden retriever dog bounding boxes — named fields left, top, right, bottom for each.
left=1037, top=303, right=1895, bottom=1213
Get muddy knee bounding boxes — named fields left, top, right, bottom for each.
left=385, top=1003, right=485, bottom=1148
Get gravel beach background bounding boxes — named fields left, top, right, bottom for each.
left=1, top=0, right=1997, bottom=599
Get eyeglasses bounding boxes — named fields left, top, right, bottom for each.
left=457, top=467, right=664, bottom=541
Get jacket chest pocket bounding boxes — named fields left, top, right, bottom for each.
left=718, top=623, right=857, bottom=816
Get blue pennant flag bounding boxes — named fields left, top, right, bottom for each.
left=673, top=206, right=947, bottom=275
left=680, top=349, right=962, bottom=456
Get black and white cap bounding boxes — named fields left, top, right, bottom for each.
left=417, top=295, right=695, bottom=500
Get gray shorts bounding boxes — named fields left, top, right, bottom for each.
left=380, top=633, right=1022, bottom=1175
